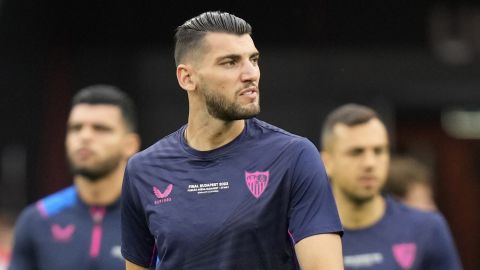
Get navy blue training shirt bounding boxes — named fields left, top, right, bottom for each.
left=121, top=118, right=343, bottom=269
left=9, top=186, right=125, bottom=270
left=342, top=196, right=462, bottom=270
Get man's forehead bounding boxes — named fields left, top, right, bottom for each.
left=68, top=104, right=122, bottom=123
left=332, top=119, right=389, bottom=145
left=203, top=32, right=257, bottom=55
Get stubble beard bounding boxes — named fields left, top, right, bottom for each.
left=341, top=186, right=378, bottom=206
left=67, top=154, right=123, bottom=182
left=202, top=84, right=260, bottom=121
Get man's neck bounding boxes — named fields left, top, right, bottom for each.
left=335, top=193, right=386, bottom=229
left=74, top=165, right=124, bottom=206
left=185, top=116, right=245, bottom=151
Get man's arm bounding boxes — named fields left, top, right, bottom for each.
left=126, top=260, right=149, bottom=270
left=425, top=213, right=463, bottom=270
left=8, top=208, right=38, bottom=270
left=295, top=233, right=344, bottom=270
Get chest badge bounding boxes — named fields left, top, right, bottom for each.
left=392, top=243, right=417, bottom=269
left=245, top=171, right=269, bottom=199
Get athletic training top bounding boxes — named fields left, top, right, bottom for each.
left=342, top=196, right=462, bottom=270
left=9, top=186, right=124, bottom=270
left=122, top=118, right=343, bottom=269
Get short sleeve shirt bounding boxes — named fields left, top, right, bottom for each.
left=9, top=186, right=124, bottom=270
left=121, top=118, right=342, bottom=269
left=342, top=196, right=462, bottom=270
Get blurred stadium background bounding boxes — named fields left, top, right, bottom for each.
left=0, top=0, right=478, bottom=269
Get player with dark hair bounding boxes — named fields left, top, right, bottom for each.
left=320, top=103, right=462, bottom=270
left=9, top=85, right=140, bottom=270
left=386, top=155, right=437, bottom=211
left=121, top=11, right=343, bottom=270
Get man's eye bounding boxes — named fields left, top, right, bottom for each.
left=94, top=126, right=111, bottom=132
left=222, top=60, right=236, bottom=67
left=349, top=149, right=363, bottom=156
left=68, top=125, right=81, bottom=132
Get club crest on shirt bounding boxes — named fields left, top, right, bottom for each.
left=51, top=223, right=75, bottom=242
left=153, top=184, right=173, bottom=204
left=392, top=243, right=417, bottom=270
left=245, top=171, right=269, bottom=199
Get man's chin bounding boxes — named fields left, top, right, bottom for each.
left=349, top=193, right=377, bottom=205
left=71, top=167, right=105, bottom=182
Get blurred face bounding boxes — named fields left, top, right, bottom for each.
left=66, top=104, right=131, bottom=181
left=325, top=119, right=390, bottom=204
left=404, top=183, right=437, bottom=211
left=194, top=32, right=261, bottom=121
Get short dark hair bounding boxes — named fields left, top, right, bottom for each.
left=174, top=11, right=252, bottom=66
left=72, top=85, right=137, bottom=132
left=321, top=103, right=380, bottom=151
left=386, top=155, right=433, bottom=198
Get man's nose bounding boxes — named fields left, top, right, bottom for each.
left=240, top=60, right=260, bottom=82
left=78, top=127, right=94, bottom=140
left=362, top=151, right=377, bottom=169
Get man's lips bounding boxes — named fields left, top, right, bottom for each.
left=75, top=148, right=94, bottom=159
left=239, top=86, right=258, bottom=97
left=358, top=176, right=378, bottom=187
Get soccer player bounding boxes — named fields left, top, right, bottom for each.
left=121, top=11, right=344, bottom=270
left=320, top=103, right=462, bottom=270
left=9, top=85, right=140, bottom=270
left=386, top=155, right=437, bottom=211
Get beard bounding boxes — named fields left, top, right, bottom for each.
left=67, top=153, right=123, bottom=182
left=201, top=82, right=260, bottom=121
left=342, top=187, right=377, bottom=206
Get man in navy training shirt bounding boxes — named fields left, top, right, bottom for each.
left=121, top=11, right=344, bottom=270
left=320, top=103, right=462, bottom=270
left=9, top=85, right=140, bottom=270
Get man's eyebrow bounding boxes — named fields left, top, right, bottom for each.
left=216, top=54, right=241, bottom=62
left=216, top=51, right=260, bottom=62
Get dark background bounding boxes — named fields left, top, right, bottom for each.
left=0, top=0, right=479, bottom=269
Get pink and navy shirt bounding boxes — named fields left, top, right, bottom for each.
left=121, top=118, right=343, bottom=269
left=9, top=186, right=124, bottom=270
left=342, top=196, right=462, bottom=270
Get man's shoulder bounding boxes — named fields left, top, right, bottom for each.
left=250, top=118, right=311, bottom=146
left=251, top=118, right=299, bottom=138
left=35, top=186, right=78, bottom=218
left=129, top=127, right=184, bottom=164
left=386, top=196, right=447, bottom=228
left=16, top=186, right=77, bottom=224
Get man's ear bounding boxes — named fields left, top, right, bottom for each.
left=320, top=151, right=333, bottom=176
left=176, top=64, right=196, bottom=92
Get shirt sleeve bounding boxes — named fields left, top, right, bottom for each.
left=121, top=162, right=157, bottom=268
left=287, top=138, right=343, bottom=243
left=424, top=213, right=463, bottom=270
left=8, top=207, right=39, bottom=270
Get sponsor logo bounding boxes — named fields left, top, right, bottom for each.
left=344, top=253, right=383, bottom=268
left=153, top=184, right=173, bottom=204
left=111, top=245, right=124, bottom=260
left=51, top=223, right=75, bottom=242
left=392, top=243, right=416, bottom=269
left=245, top=171, right=269, bottom=198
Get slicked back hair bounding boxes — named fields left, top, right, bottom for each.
left=72, top=84, right=138, bottom=132
left=174, top=11, right=252, bottom=66
left=321, top=103, right=381, bottom=151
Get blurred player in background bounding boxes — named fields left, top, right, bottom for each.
left=320, top=103, right=462, bottom=270
left=386, top=155, right=437, bottom=211
left=9, top=85, right=140, bottom=270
